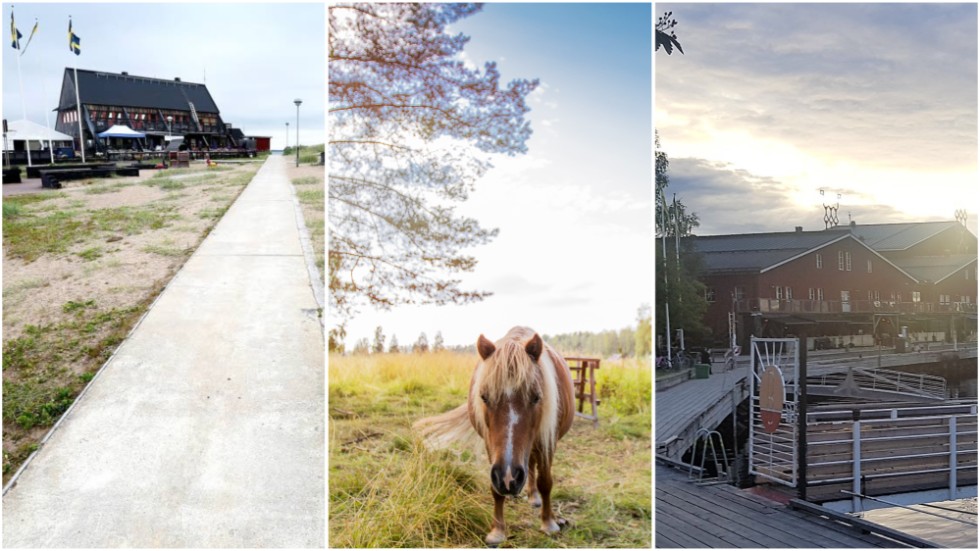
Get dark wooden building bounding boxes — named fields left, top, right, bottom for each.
left=54, top=68, right=246, bottom=153
left=685, top=220, right=977, bottom=349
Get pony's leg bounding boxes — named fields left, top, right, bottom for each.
left=527, top=454, right=542, bottom=508
left=486, top=490, right=507, bottom=546
left=536, top=461, right=566, bottom=534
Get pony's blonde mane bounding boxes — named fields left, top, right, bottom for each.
left=479, top=337, right=541, bottom=401
left=470, top=327, right=560, bottom=455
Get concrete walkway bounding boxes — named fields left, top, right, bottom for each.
left=2, top=154, right=324, bottom=547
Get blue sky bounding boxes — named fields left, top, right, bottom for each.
left=657, top=3, right=978, bottom=236
left=3, top=3, right=324, bottom=148
left=343, top=3, right=653, bottom=348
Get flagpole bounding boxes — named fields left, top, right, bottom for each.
left=73, top=66, right=85, bottom=163
left=68, top=16, right=85, bottom=163
left=27, top=18, right=55, bottom=164
left=13, top=8, right=32, bottom=167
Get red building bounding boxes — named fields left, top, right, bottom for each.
left=686, top=220, right=977, bottom=349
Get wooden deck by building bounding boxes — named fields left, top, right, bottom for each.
left=655, top=465, right=916, bottom=548
left=656, top=365, right=750, bottom=460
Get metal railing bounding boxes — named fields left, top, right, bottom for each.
left=809, top=367, right=947, bottom=401
left=736, top=298, right=977, bottom=315
left=803, top=404, right=978, bottom=509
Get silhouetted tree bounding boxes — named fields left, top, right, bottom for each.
left=388, top=334, right=400, bottom=354
left=329, top=3, right=538, bottom=343
left=353, top=337, right=370, bottom=355
left=372, top=326, right=385, bottom=354
left=656, top=11, right=684, bottom=55
left=413, top=332, right=429, bottom=354
left=433, top=331, right=445, bottom=352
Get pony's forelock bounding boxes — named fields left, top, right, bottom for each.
left=478, top=338, right=541, bottom=402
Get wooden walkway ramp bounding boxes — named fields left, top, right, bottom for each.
left=656, top=366, right=749, bottom=461
left=655, top=465, right=908, bottom=548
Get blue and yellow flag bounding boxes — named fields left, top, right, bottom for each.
left=68, top=18, right=80, bottom=55
left=10, top=12, right=22, bottom=49
left=20, top=19, right=37, bottom=55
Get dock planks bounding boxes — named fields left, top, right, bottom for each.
left=655, top=465, right=909, bottom=548
left=656, top=365, right=750, bottom=459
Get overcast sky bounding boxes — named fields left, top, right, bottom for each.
left=657, top=3, right=978, bottom=236
left=3, top=3, right=324, bottom=149
left=342, top=3, right=652, bottom=349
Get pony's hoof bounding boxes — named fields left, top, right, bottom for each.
left=541, top=518, right=563, bottom=534
left=528, top=491, right=542, bottom=508
left=485, top=528, right=507, bottom=546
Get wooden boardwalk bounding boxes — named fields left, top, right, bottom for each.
left=656, top=366, right=749, bottom=460
left=655, top=465, right=907, bottom=548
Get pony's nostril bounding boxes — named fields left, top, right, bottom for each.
left=513, top=466, right=526, bottom=490
left=490, top=466, right=502, bottom=491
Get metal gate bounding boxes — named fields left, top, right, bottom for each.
left=749, top=337, right=800, bottom=487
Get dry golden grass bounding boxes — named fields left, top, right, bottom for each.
left=329, top=351, right=651, bottom=548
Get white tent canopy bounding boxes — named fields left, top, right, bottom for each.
left=4, top=119, right=73, bottom=144
left=98, top=125, right=145, bottom=139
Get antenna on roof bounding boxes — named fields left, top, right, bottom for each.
left=955, top=209, right=967, bottom=227
left=820, top=189, right=841, bottom=229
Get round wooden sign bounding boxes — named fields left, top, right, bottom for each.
left=759, top=365, right=785, bottom=433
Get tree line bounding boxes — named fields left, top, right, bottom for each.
left=345, top=306, right=651, bottom=359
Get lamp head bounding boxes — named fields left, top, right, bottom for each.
left=294, top=98, right=303, bottom=107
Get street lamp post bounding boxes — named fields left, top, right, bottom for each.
left=285, top=122, right=289, bottom=150
left=294, top=98, right=302, bottom=167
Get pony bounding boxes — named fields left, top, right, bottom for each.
left=414, top=327, right=575, bottom=546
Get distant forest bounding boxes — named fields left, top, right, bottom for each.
left=350, top=308, right=651, bottom=359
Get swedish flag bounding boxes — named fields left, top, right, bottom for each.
left=21, top=19, right=38, bottom=55
left=10, top=12, right=22, bottom=49
left=68, top=18, right=80, bottom=55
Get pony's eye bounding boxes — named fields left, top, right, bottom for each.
left=481, top=394, right=489, bottom=404
left=530, top=393, right=541, bottom=405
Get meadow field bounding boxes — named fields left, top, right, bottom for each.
left=329, top=351, right=651, bottom=547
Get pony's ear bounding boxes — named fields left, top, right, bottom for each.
left=525, top=333, right=543, bottom=362
left=477, top=334, right=496, bottom=360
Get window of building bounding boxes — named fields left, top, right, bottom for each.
left=967, top=269, right=971, bottom=281
left=845, top=251, right=852, bottom=271
left=817, top=288, right=824, bottom=301
left=705, top=288, right=716, bottom=303
left=775, top=286, right=783, bottom=300
left=808, top=288, right=815, bottom=300
left=816, top=253, right=823, bottom=269
left=912, top=291, right=921, bottom=303
left=785, top=287, right=793, bottom=300
left=867, top=259, right=873, bottom=273
left=872, top=290, right=880, bottom=302
left=897, top=292, right=902, bottom=302
left=733, top=286, right=745, bottom=301
left=838, top=250, right=845, bottom=271
left=940, top=294, right=950, bottom=305
left=961, top=296, right=971, bottom=305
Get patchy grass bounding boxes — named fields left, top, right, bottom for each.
left=83, top=182, right=129, bottom=195
left=297, top=188, right=324, bottom=204
left=142, top=244, right=188, bottom=257
left=2, top=298, right=145, bottom=473
left=76, top=247, right=103, bottom=261
left=329, top=352, right=651, bottom=548
left=3, top=160, right=261, bottom=483
left=3, top=205, right=179, bottom=262
left=288, top=168, right=324, bottom=274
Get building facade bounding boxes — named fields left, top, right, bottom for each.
left=685, top=220, right=978, bottom=349
left=54, top=68, right=247, bottom=152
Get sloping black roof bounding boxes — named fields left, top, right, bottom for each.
left=60, top=69, right=219, bottom=113
left=842, top=221, right=963, bottom=251
left=683, top=230, right=850, bottom=272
